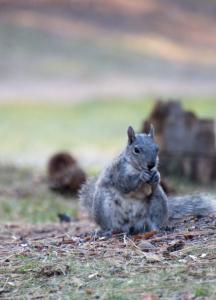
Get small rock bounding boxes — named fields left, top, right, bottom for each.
left=57, top=213, right=72, bottom=223
left=138, top=241, right=156, bottom=251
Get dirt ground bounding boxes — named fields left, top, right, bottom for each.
left=0, top=214, right=216, bottom=299
left=0, top=165, right=216, bottom=300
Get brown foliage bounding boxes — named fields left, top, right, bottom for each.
left=47, top=152, right=86, bottom=196
left=142, top=100, right=216, bottom=184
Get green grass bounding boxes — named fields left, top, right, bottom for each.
left=0, top=190, right=77, bottom=223
left=0, top=98, right=216, bottom=167
left=0, top=165, right=77, bottom=223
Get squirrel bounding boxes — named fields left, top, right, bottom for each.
left=79, top=126, right=216, bottom=234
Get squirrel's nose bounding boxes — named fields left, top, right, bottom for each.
left=148, top=162, right=155, bottom=170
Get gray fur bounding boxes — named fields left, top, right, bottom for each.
left=168, top=194, right=216, bottom=219
left=80, top=154, right=168, bottom=234
left=79, top=177, right=97, bottom=213
left=79, top=126, right=216, bottom=234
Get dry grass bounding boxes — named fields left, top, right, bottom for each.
left=0, top=217, right=216, bottom=299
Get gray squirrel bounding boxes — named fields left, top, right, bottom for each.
left=79, top=126, right=216, bottom=234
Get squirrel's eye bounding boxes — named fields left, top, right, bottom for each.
left=133, top=146, right=140, bottom=154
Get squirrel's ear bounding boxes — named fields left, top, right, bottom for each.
left=149, top=124, right=155, bottom=139
left=127, top=126, right=136, bottom=144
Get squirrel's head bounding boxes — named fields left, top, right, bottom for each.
left=126, top=125, right=159, bottom=171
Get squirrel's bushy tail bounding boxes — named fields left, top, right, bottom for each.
left=79, top=177, right=97, bottom=212
left=168, top=194, right=216, bottom=219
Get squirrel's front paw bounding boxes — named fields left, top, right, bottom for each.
left=140, top=170, right=151, bottom=182
left=149, top=170, right=160, bottom=186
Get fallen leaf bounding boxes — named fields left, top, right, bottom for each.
left=166, top=240, right=185, bottom=252
left=85, top=288, right=93, bottom=295
left=141, top=292, right=158, bottom=300
left=163, top=251, right=179, bottom=260
left=58, top=239, right=76, bottom=245
left=38, top=264, right=69, bottom=277
left=133, top=231, right=157, bottom=241
left=200, top=253, right=207, bottom=258
left=143, top=253, right=163, bottom=262
left=188, top=255, right=197, bottom=261
left=183, top=233, right=194, bottom=240
left=88, top=272, right=99, bottom=279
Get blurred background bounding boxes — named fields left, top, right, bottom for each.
left=0, top=0, right=215, bottom=223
